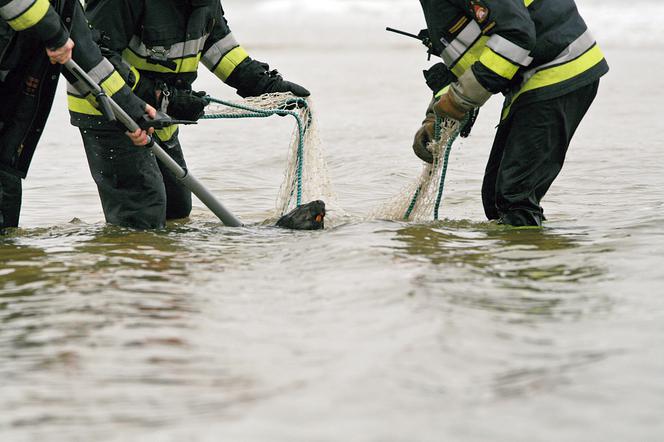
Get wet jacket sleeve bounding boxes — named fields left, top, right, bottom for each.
left=0, top=0, right=68, bottom=48
left=66, top=0, right=146, bottom=120
left=453, top=0, right=536, bottom=94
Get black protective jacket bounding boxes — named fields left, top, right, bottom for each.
left=420, top=0, right=609, bottom=119
left=74, top=0, right=267, bottom=138
left=0, top=0, right=145, bottom=177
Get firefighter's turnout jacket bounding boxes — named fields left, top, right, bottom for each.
left=0, top=0, right=146, bottom=177
left=420, top=0, right=609, bottom=119
left=73, top=0, right=262, bottom=141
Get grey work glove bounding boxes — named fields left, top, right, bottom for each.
left=412, top=99, right=437, bottom=164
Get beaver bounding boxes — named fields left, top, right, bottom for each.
left=276, top=200, right=325, bottom=230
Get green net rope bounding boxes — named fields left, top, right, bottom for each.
left=201, top=96, right=309, bottom=207
left=404, top=116, right=464, bottom=221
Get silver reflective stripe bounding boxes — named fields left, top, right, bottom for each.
left=0, top=0, right=35, bottom=20
left=521, top=29, right=596, bottom=85
left=66, top=59, right=117, bottom=97
left=441, top=20, right=481, bottom=67
left=128, top=34, right=209, bottom=59
left=486, top=34, right=533, bottom=67
left=87, top=59, right=115, bottom=84
left=201, top=32, right=239, bottom=68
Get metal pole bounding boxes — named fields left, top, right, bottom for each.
left=64, top=60, right=243, bottom=227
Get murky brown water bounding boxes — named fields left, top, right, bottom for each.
left=2, top=1, right=664, bottom=440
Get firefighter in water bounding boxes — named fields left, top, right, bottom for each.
left=0, top=0, right=154, bottom=231
left=72, top=0, right=310, bottom=229
left=412, top=0, right=609, bottom=227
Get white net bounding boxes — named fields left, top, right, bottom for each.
left=370, top=118, right=461, bottom=222
left=206, top=93, right=461, bottom=226
left=205, top=93, right=344, bottom=223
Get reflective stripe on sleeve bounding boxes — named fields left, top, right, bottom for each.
left=479, top=47, right=520, bottom=80
left=486, top=34, right=533, bottom=67
left=87, top=59, right=116, bottom=85
left=212, top=46, right=249, bottom=81
left=67, top=71, right=128, bottom=115
left=201, top=32, right=240, bottom=69
left=450, top=35, right=489, bottom=78
left=1, top=0, right=49, bottom=31
left=442, top=20, right=482, bottom=67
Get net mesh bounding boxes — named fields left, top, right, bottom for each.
left=370, top=118, right=461, bottom=222
left=205, top=93, right=344, bottom=223
left=205, top=93, right=461, bottom=225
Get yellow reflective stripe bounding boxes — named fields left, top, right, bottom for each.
left=479, top=47, right=520, bottom=80
left=67, top=72, right=127, bottom=115
left=122, top=49, right=201, bottom=73
left=450, top=35, right=489, bottom=78
left=214, top=46, right=249, bottom=81
left=155, top=125, right=178, bottom=141
left=67, top=94, right=102, bottom=116
left=7, top=0, right=49, bottom=31
left=435, top=85, right=450, bottom=99
left=129, top=66, right=141, bottom=91
left=502, top=44, right=606, bottom=119
left=99, top=71, right=125, bottom=97
left=524, top=0, right=535, bottom=7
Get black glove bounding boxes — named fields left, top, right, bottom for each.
left=226, top=59, right=310, bottom=98
left=460, top=107, right=479, bottom=138
left=157, top=83, right=210, bottom=121
left=423, top=62, right=455, bottom=95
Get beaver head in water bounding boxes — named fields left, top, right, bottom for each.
left=276, top=200, right=325, bottom=230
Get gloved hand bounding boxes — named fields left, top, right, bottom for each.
left=412, top=98, right=480, bottom=164
left=156, top=83, right=210, bottom=121
left=229, top=59, right=310, bottom=98
left=412, top=120, right=435, bottom=164
left=257, top=68, right=310, bottom=97
left=423, top=62, right=455, bottom=94
left=412, top=99, right=437, bottom=164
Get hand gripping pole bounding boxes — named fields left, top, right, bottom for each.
left=64, top=60, right=243, bottom=227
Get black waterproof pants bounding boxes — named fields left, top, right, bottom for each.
left=80, top=128, right=192, bottom=229
left=0, top=169, right=21, bottom=230
left=482, top=81, right=600, bottom=226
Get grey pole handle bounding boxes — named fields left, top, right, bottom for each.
left=64, top=60, right=243, bottom=227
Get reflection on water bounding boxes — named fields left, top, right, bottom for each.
left=392, top=222, right=610, bottom=310
left=385, top=220, right=622, bottom=405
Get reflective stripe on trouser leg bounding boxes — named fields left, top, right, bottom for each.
left=80, top=128, right=167, bottom=229
left=0, top=169, right=22, bottom=229
left=153, top=131, right=192, bottom=221
left=482, top=81, right=600, bottom=226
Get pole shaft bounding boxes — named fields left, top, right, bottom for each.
left=64, top=60, right=243, bottom=227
